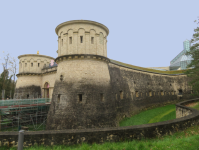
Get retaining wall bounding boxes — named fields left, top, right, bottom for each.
left=0, top=98, right=199, bottom=147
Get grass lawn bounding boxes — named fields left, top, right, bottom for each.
left=191, top=102, right=199, bottom=111
left=120, top=104, right=176, bottom=127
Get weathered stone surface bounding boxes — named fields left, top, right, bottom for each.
left=14, top=20, right=196, bottom=130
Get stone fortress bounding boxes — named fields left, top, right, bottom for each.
left=14, top=20, right=194, bottom=130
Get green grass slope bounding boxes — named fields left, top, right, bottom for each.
left=119, top=104, right=176, bottom=127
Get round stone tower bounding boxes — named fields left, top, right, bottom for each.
left=46, top=20, right=116, bottom=130
left=15, top=54, right=54, bottom=99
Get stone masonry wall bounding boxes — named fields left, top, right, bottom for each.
left=108, top=62, right=193, bottom=122
left=1, top=98, right=199, bottom=147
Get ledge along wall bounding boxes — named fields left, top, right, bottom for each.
left=0, top=98, right=199, bottom=147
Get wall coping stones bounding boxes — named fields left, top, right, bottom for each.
left=110, top=59, right=185, bottom=75
left=55, top=20, right=109, bottom=36
left=18, top=54, right=55, bottom=60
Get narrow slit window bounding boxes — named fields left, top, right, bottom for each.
left=31, top=63, right=33, bottom=67
left=131, top=92, right=133, bottom=99
left=136, top=91, right=139, bottom=97
left=25, top=63, right=27, bottom=67
left=149, top=91, right=152, bottom=97
left=80, top=36, right=83, bottom=43
left=38, top=63, right=40, bottom=67
left=91, top=37, right=94, bottom=44
left=120, top=91, right=123, bottom=99
left=27, top=94, right=29, bottom=99
left=100, top=93, right=104, bottom=101
left=57, top=94, right=60, bottom=103
left=69, top=37, right=72, bottom=44
left=78, top=94, right=82, bottom=102
left=62, top=39, right=63, bottom=46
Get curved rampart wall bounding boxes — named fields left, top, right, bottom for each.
left=107, top=61, right=193, bottom=122
left=1, top=98, right=199, bottom=147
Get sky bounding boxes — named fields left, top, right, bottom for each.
left=0, top=0, right=199, bottom=78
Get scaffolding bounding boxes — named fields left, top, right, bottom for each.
left=0, top=98, right=51, bottom=131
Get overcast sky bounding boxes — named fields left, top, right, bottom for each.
left=0, top=0, right=199, bottom=77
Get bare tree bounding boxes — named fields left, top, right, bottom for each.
left=8, top=56, right=18, bottom=83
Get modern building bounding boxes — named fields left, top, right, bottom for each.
left=170, top=40, right=193, bottom=70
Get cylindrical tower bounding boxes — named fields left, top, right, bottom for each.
left=46, top=20, right=116, bottom=130
left=15, top=54, right=54, bottom=99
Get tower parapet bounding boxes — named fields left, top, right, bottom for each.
left=18, top=54, right=54, bottom=74
left=55, top=20, right=109, bottom=57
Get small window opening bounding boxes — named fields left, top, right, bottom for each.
left=178, top=89, right=182, bottom=95
left=170, top=84, right=172, bottom=86
left=191, top=90, right=193, bottom=94
left=57, top=94, right=60, bottom=103
left=136, top=91, right=139, bottom=97
left=100, top=93, right=104, bottom=101
left=38, top=63, right=40, bottom=67
left=62, top=39, right=63, bottom=46
left=91, top=37, right=94, bottom=44
left=149, top=91, right=152, bottom=97
left=80, top=36, right=83, bottom=43
left=78, top=94, right=82, bottom=102
left=31, top=63, right=33, bottom=67
left=134, top=81, right=136, bottom=84
left=147, top=82, right=149, bottom=85
left=159, top=83, right=161, bottom=85
left=120, top=91, right=123, bottom=99
left=174, top=91, right=176, bottom=95
left=25, top=63, right=27, bottom=67
left=27, top=94, right=29, bottom=99
left=69, top=37, right=72, bottom=44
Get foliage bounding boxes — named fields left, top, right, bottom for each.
left=0, top=69, right=15, bottom=99
left=185, top=16, right=199, bottom=96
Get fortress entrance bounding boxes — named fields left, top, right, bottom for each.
left=44, top=82, right=49, bottom=98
